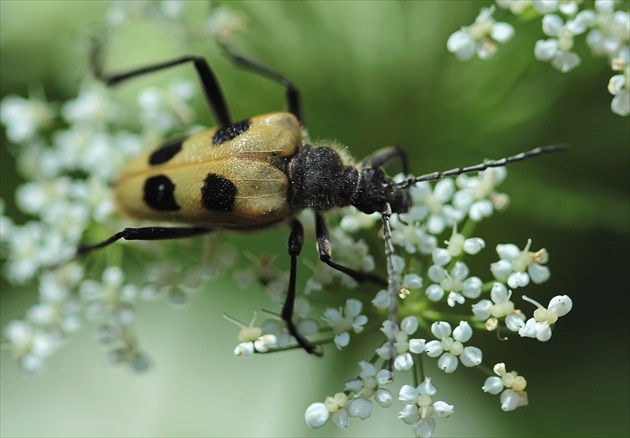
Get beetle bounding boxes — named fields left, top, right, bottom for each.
left=80, top=41, right=565, bottom=356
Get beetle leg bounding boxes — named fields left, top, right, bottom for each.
left=89, top=38, right=232, bottom=127
left=284, top=220, right=321, bottom=356
left=359, top=146, right=409, bottom=176
left=76, top=226, right=212, bottom=257
left=218, top=41, right=303, bottom=124
left=381, top=203, right=399, bottom=371
left=315, top=213, right=387, bottom=287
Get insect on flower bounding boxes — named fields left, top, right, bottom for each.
left=78, top=39, right=566, bottom=357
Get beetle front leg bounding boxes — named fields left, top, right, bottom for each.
left=359, top=145, right=409, bottom=175
left=315, top=213, right=387, bottom=287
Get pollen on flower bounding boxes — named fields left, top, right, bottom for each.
left=482, top=363, right=529, bottom=411
left=519, top=294, right=573, bottom=341
left=224, top=312, right=277, bottom=356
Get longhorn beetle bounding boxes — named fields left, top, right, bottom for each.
left=81, top=41, right=565, bottom=357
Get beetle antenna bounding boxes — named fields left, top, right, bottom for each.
left=381, top=202, right=399, bottom=372
left=394, top=144, right=568, bottom=189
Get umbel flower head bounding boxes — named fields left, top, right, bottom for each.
left=448, top=0, right=630, bottom=117
left=1, top=3, right=573, bottom=438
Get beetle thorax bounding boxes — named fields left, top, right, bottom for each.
left=288, top=144, right=359, bottom=211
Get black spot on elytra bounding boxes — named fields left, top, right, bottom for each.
left=149, top=138, right=183, bottom=165
left=212, top=119, right=250, bottom=146
left=201, top=173, right=237, bottom=212
left=144, top=175, right=180, bottom=211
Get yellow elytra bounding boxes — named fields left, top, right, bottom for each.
left=114, top=112, right=300, bottom=228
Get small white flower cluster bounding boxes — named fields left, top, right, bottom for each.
left=305, top=361, right=394, bottom=429
left=323, top=298, right=368, bottom=349
left=482, top=362, right=529, bottom=411
left=448, top=0, right=630, bottom=116
left=447, top=6, right=515, bottom=60
left=399, top=378, right=454, bottom=437
left=376, top=317, right=426, bottom=371
left=223, top=313, right=278, bottom=356
left=0, top=9, right=235, bottom=371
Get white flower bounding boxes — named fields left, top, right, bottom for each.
left=444, top=226, right=486, bottom=257
left=305, top=392, right=350, bottom=429
left=80, top=266, right=137, bottom=324
left=535, top=11, right=595, bottom=72
left=482, top=363, right=529, bottom=411
left=490, top=239, right=550, bottom=288
left=406, top=179, right=462, bottom=235
left=343, top=361, right=394, bottom=418
left=399, top=377, right=454, bottom=438
left=206, top=5, right=247, bottom=42
left=425, top=261, right=482, bottom=305
left=472, top=283, right=525, bottom=332
left=454, top=166, right=508, bottom=221
left=305, top=402, right=330, bottom=429
left=62, top=83, right=116, bottom=126
left=2, top=220, right=73, bottom=283
left=425, top=321, right=482, bottom=373
left=306, top=361, right=393, bottom=430
left=106, top=1, right=188, bottom=26
left=519, top=294, right=573, bottom=341
left=496, top=0, right=534, bottom=15
left=224, top=312, right=277, bottom=357
left=448, top=6, right=515, bottom=60
left=586, top=2, right=629, bottom=61
left=376, top=317, right=426, bottom=371
left=609, top=70, right=630, bottom=116
left=391, top=219, right=438, bottom=255
left=608, top=49, right=630, bottom=116
left=371, top=289, right=390, bottom=309
left=3, top=320, right=61, bottom=373
left=323, top=298, right=368, bottom=349
left=27, top=266, right=83, bottom=334
left=0, top=93, right=54, bottom=142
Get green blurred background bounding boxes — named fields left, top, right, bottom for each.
left=1, top=1, right=628, bottom=437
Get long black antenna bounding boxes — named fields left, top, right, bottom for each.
left=395, top=144, right=568, bottom=189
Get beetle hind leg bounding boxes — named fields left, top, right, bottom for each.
left=88, top=35, right=232, bottom=127
left=76, top=226, right=212, bottom=257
